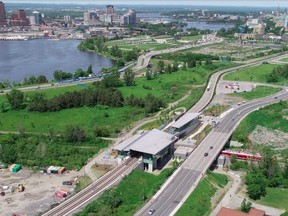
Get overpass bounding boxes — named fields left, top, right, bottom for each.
left=135, top=90, right=288, bottom=216
left=41, top=50, right=288, bottom=216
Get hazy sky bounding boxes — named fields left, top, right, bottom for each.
left=2, top=0, right=288, bottom=7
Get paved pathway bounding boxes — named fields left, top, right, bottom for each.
left=210, top=170, right=285, bottom=216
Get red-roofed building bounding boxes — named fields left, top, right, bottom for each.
left=217, top=207, right=266, bottom=216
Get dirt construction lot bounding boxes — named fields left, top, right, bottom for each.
left=0, top=168, right=81, bottom=216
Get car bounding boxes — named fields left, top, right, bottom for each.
left=204, top=153, right=208, bottom=157
left=209, top=146, right=213, bottom=150
left=274, top=96, right=278, bottom=99
left=148, top=209, right=155, bottom=215
left=62, top=181, right=73, bottom=186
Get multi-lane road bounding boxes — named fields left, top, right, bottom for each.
left=132, top=38, right=223, bottom=71
left=135, top=90, right=288, bottom=216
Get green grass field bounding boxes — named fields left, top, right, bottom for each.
left=223, top=64, right=285, bottom=85
left=180, top=35, right=202, bottom=41
left=0, top=105, right=144, bottom=134
left=257, top=188, right=288, bottom=210
left=0, top=84, right=85, bottom=104
left=232, top=100, right=288, bottom=143
left=279, top=57, right=288, bottom=62
left=118, top=42, right=178, bottom=51
left=229, top=86, right=281, bottom=100
left=175, top=172, right=228, bottom=216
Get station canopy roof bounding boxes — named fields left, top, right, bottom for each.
left=171, top=112, right=200, bottom=129
left=114, top=129, right=176, bottom=155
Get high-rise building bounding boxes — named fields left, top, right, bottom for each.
left=0, top=1, right=6, bottom=27
left=285, top=15, right=288, bottom=29
left=10, top=9, right=29, bottom=26
left=123, top=9, right=137, bottom=25
left=106, top=5, right=114, bottom=15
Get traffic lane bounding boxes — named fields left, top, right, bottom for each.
left=136, top=91, right=288, bottom=216
left=157, top=169, right=200, bottom=216
left=143, top=169, right=200, bottom=216
left=135, top=168, right=189, bottom=216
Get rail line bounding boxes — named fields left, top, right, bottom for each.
left=43, top=157, right=138, bottom=216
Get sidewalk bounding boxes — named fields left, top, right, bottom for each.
left=210, top=170, right=285, bottom=216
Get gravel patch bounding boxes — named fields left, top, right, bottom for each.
left=248, top=125, right=288, bottom=150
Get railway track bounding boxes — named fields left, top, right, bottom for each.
left=43, top=157, right=138, bottom=216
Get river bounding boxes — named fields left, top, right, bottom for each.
left=0, top=39, right=115, bottom=82
left=138, top=12, right=234, bottom=30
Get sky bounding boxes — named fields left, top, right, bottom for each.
left=2, top=0, right=288, bottom=7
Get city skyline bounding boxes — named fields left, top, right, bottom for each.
left=2, top=0, right=288, bottom=7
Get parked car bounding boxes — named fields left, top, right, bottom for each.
left=0, top=191, right=5, bottom=196
left=62, top=181, right=73, bottom=186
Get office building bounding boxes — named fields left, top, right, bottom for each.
left=106, top=5, right=114, bottom=15
left=123, top=9, right=137, bottom=25
left=10, top=9, right=29, bottom=26
left=0, top=1, right=6, bottom=26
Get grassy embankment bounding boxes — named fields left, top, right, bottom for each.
left=224, top=64, right=286, bottom=85
left=229, top=86, right=282, bottom=100
left=279, top=57, right=288, bottom=62
left=175, top=172, right=228, bottom=216
left=257, top=188, right=288, bottom=211
left=232, top=100, right=288, bottom=145
left=76, top=168, right=176, bottom=216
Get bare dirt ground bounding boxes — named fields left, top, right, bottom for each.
left=0, top=168, right=81, bottom=216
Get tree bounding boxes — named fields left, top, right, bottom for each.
left=157, top=61, right=165, bottom=73
left=87, top=64, right=93, bottom=74
left=182, top=62, right=187, bottom=70
left=245, top=169, right=268, bottom=200
left=241, top=198, right=252, bottom=213
left=123, top=68, right=135, bottom=86
left=165, top=64, right=172, bottom=74
left=146, top=69, right=153, bottom=80
left=172, top=62, right=179, bottom=72
left=28, top=75, right=37, bottom=84
left=6, top=89, right=24, bottom=110
left=36, top=75, right=48, bottom=84
left=62, top=124, right=86, bottom=143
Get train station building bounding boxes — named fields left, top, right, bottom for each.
left=114, top=129, right=177, bottom=172
left=166, top=112, right=200, bottom=138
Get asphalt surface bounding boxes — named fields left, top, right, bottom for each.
left=135, top=90, right=288, bottom=216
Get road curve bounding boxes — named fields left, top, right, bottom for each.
left=132, top=39, right=223, bottom=71
left=189, top=53, right=288, bottom=113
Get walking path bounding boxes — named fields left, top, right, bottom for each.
left=210, top=170, right=285, bottom=216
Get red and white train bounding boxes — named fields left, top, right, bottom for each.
left=221, top=150, right=262, bottom=161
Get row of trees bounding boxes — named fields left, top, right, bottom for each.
left=6, top=72, right=165, bottom=115
left=22, top=75, right=48, bottom=85
left=53, top=65, right=93, bottom=81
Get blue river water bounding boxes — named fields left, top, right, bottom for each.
left=0, top=39, right=115, bottom=82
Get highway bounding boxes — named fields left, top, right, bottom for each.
left=135, top=90, right=288, bottom=216
left=42, top=158, right=138, bottom=216
left=133, top=38, right=223, bottom=71
left=189, top=52, right=288, bottom=113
